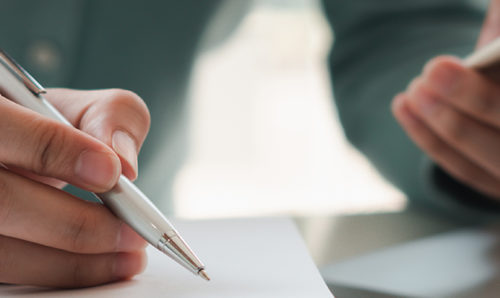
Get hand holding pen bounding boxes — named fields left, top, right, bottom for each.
left=393, top=0, right=500, bottom=200
left=0, top=87, right=149, bottom=287
left=0, top=50, right=207, bottom=287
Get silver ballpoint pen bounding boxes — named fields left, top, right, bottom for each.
left=0, top=49, right=209, bottom=281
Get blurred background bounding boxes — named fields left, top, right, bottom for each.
left=172, top=0, right=406, bottom=219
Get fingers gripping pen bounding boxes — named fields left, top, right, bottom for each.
left=0, top=49, right=209, bottom=281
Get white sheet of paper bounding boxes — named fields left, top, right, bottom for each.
left=0, top=218, right=332, bottom=298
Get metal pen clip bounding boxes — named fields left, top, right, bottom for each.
left=0, top=49, right=46, bottom=95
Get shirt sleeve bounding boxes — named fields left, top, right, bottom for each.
left=321, top=0, right=500, bottom=223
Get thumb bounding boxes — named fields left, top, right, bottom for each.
left=45, top=88, right=151, bottom=181
left=477, top=0, right=500, bottom=48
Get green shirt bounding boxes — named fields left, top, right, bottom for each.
left=1, top=0, right=497, bottom=221
left=0, top=0, right=220, bottom=212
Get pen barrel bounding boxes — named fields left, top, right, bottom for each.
left=465, top=36, right=500, bottom=68
left=97, top=176, right=205, bottom=275
left=0, top=63, right=69, bottom=126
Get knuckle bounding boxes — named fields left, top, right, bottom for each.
left=424, top=134, right=446, bottom=159
left=472, top=92, right=496, bottom=115
left=66, top=207, right=97, bottom=253
left=30, top=119, right=69, bottom=174
left=70, top=255, right=85, bottom=286
left=107, top=89, right=151, bottom=129
left=0, top=175, right=14, bottom=227
left=425, top=56, right=450, bottom=75
left=107, top=89, right=142, bottom=108
left=440, top=110, right=467, bottom=143
left=0, top=237, right=13, bottom=281
left=69, top=254, right=115, bottom=287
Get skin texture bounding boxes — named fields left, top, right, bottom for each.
left=392, top=0, right=500, bottom=199
left=0, top=88, right=150, bottom=287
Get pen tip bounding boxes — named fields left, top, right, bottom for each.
left=199, top=269, right=210, bottom=281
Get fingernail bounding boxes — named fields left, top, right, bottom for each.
left=427, top=64, right=461, bottom=96
left=112, top=131, right=138, bottom=177
left=414, top=89, right=441, bottom=118
left=116, top=223, right=147, bottom=252
left=393, top=95, right=418, bottom=127
left=75, top=150, right=121, bottom=190
left=113, top=251, right=147, bottom=280
left=391, top=94, right=406, bottom=111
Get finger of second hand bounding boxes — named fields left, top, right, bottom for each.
left=406, top=81, right=500, bottom=179
left=0, top=235, right=147, bottom=288
left=0, top=168, right=146, bottom=254
left=392, top=94, right=500, bottom=198
left=423, top=57, right=500, bottom=128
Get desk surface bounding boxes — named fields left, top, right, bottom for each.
left=294, top=207, right=466, bottom=267
left=295, top=208, right=500, bottom=297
